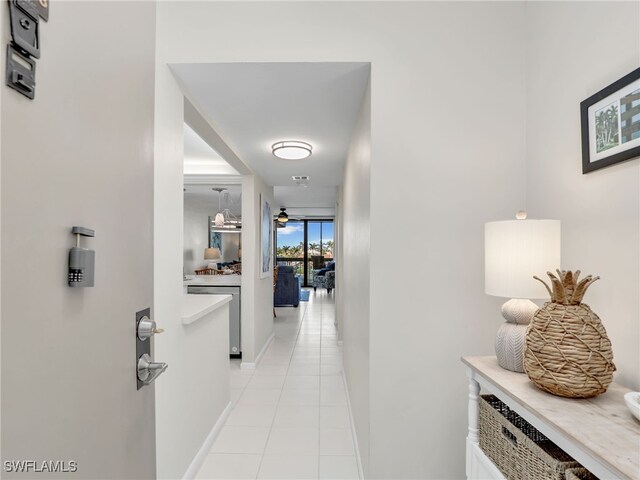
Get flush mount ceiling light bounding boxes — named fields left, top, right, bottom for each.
left=277, top=207, right=289, bottom=223
left=272, top=141, right=312, bottom=160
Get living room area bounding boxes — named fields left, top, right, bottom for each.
left=275, top=218, right=336, bottom=309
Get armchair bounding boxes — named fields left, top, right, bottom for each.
left=274, top=266, right=301, bottom=307
left=312, top=267, right=335, bottom=294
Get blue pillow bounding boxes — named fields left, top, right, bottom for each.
left=327, top=262, right=335, bottom=270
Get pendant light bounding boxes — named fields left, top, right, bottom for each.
left=211, top=187, right=242, bottom=232
left=212, top=188, right=226, bottom=226
left=277, top=207, right=289, bottom=223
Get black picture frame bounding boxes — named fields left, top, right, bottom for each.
left=580, top=67, right=640, bottom=174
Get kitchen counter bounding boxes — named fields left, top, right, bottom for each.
left=159, top=294, right=231, bottom=480
left=183, top=275, right=242, bottom=287
left=185, top=281, right=242, bottom=355
left=181, top=293, right=232, bottom=325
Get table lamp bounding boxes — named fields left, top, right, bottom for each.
left=204, top=247, right=221, bottom=269
left=485, top=212, right=560, bottom=372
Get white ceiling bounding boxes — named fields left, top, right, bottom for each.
left=183, top=123, right=239, bottom=176
left=171, top=62, right=370, bottom=194
left=273, top=186, right=336, bottom=217
left=184, top=185, right=242, bottom=216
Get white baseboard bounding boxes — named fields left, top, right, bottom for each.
left=240, top=332, right=274, bottom=370
left=341, top=370, right=364, bottom=479
left=182, top=401, right=232, bottom=480
left=256, top=332, right=274, bottom=365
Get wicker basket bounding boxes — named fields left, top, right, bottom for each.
left=564, top=468, right=599, bottom=480
left=479, top=395, right=580, bottom=479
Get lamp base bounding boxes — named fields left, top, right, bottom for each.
left=501, top=298, right=539, bottom=325
left=495, top=298, right=539, bottom=373
left=495, top=322, right=528, bottom=372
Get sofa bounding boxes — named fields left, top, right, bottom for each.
left=312, top=262, right=335, bottom=293
left=274, top=266, right=301, bottom=307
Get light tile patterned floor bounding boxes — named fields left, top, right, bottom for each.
left=196, top=290, right=359, bottom=480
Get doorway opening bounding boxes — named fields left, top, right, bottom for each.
left=275, top=219, right=334, bottom=287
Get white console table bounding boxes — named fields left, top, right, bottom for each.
left=462, top=356, right=639, bottom=480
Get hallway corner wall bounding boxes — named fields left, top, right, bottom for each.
left=341, top=77, right=372, bottom=476
left=240, top=174, right=275, bottom=365
left=153, top=3, right=190, bottom=476
left=366, top=4, right=527, bottom=478
left=525, top=1, right=640, bottom=390
left=335, top=187, right=344, bottom=341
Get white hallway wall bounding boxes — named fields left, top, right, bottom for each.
left=365, top=4, right=527, bottom=477
left=154, top=43, right=275, bottom=480
left=341, top=79, right=372, bottom=474
left=241, top=175, right=275, bottom=364
left=153, top=26, right=188, bottom=479
left=525, top=2, right=640, bottom=390
left=156, top=2, right=526, bottom=478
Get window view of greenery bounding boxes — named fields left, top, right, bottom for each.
left=276, top=220, right=334, bottom=286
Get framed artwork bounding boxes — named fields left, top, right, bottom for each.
left=208, top=223, right=222, bottom=251
left=581, top=67, right=640, bottom=173
left=260, top=193, right=273, bottom=279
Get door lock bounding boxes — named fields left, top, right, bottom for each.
left=136, top=308, right=166, bottom=390
left=137, top=316, right=164, bottom=341
left=137, top=354, right=168, bottom=385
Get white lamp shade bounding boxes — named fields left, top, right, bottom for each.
left=485, top=219, right=561, bottom=299
left=204, top=247, right=221, bottom=260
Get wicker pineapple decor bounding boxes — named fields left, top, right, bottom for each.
left=523, top=270, right=615, bottom=398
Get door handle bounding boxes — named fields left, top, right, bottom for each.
left=137, top=353, right=168, bottom=385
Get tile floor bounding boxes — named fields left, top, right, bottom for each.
left=196, top=290, right=360, bottom=480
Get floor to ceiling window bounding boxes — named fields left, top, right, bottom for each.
left=275, top=219, right=334, bottom=287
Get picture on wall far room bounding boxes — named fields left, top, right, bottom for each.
left=260, top=193, right=273, bottom=279
left=581, top=67, right=640, bottom=173
left=209, top=229, right=222, bottom=251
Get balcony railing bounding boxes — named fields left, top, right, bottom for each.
left=275, top=258, right=305, bottom=276
left=276, top=257, right=333, bottom=286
